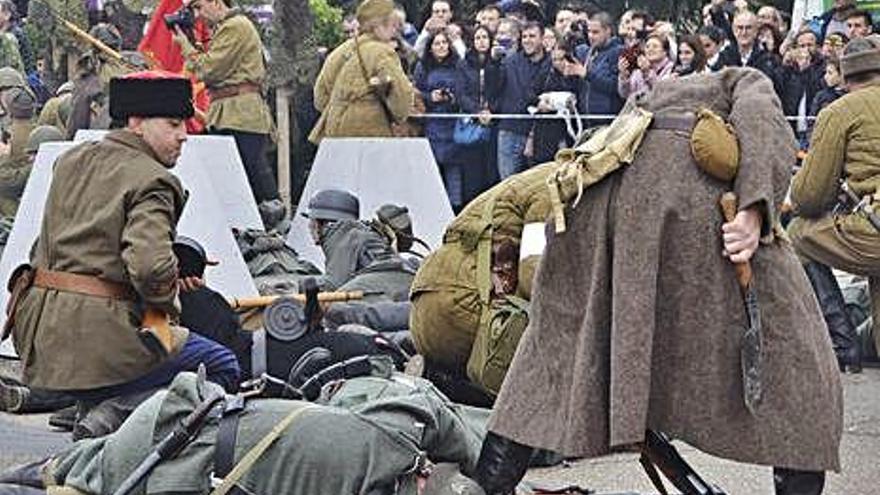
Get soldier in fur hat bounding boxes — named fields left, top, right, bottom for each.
left=7, top=71, right=240, bottom=439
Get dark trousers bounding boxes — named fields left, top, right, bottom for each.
left=68, top=333, right=241, bottom=402
left=215, top=128, right=279, bottom=203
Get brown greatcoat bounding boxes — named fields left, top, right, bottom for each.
left=488, top=68, right=843, bottom=472
left=12, top=130, right=187, bottom=391
left=309, top=33, right=414, bottom=144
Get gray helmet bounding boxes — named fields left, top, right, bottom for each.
left=0, top=67, right=25, bottom=90
left=25, top=125, right=65, bottom=154
left=302, top=189, right=359, bottom=222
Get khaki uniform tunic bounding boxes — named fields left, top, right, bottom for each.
left=789, top=83, right=880, bottom=342
left=12, top=130, right=188, bottom=390
left=181, top=11, right=273, bottom=134
left=309, top=33, right=414, bottom=143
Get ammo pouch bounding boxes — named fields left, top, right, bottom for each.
left=467, top=295, right=530, bottom=395
left=2, top=263, right=34, bottom=341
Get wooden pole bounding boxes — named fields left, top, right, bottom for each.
left=276, top=86, right=292, bottom=219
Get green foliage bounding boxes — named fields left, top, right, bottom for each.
left=309, top=0, right=344, bottom=49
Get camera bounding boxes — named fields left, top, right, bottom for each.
left=164, top=7, right=195, bottom=32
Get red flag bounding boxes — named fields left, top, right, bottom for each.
left=139, top=0, right=212, bottom=133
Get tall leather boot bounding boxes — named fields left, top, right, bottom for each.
left=773, top=468, right=825, bottom=495
left=471, top=432, right=533, bottom=495
left=803, top=262, right=862, bottom=373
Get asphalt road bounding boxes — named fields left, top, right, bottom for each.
left=1, top=359, right=878, bottom=494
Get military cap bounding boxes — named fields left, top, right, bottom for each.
left=173, top=235, right=218, bottom=278
left=1, top=87, right=35, bottom=119
left=55, top=81, right=75, bottom=96
left=302, top=189, right=360, bottom=222
left=356, top=0, right=394, bottom=24
left=375, top=204, right=410, bottom=231
left=841, top=35, right=880, bottom=80
left=25, top=125, right=65, bottom=155
left=109, top=70, right=194, bottom=120
left=0, top=67, right=25, bottom=89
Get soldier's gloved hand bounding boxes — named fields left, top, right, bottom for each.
left=721, top=207, right=762, bottom=263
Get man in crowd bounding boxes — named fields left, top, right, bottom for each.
left=846, top=9, right=874, bottom=40
left=494, top=21, right=549, bottom=179
left=173, top=0, right=281, bottom=214
left=554, top=6, right=574, bottom=35
left=819, top=0, right=857, bottom=41
left=469, top=67, right=841, bottom=495
left=7, top=72, right=239, bottom=438
left=563, top=12, right=624, bottom=125
left=788, top=36, right=880, bottom=374
left=413, top=0, right=465, bottom=58
left=780, top=29, right=826, bottom=147
left=309, top=0, right=414, bottom=142
left=476, top=3, right=501, bottom=33
left=718, top=9, right=782, bottom=94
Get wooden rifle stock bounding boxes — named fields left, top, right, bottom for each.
left=227, top=291, right=366, bottom=310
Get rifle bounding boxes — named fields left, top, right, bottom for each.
left=227, top=290, right=372, bottom=310
left=34, top=0, right=143, bottom=71
left=639, top=430, right=727, bottom=495
left=112, top=368, right=225, bottom=495
left=840, top=181, right=880, bottom=233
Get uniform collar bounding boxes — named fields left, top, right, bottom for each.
left=104, top=129, right=167, bottom=167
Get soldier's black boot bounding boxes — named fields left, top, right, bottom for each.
left=472, top=432, right=533, bottom=495
left=773, top=467, right=825, bottom=495
left=803, top=262, right=862, bottom=373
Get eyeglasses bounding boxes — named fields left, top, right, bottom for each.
left=734, top=24, right=756, bottom=31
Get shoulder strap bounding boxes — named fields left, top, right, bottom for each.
left=209, top=404, right=316, bottom=495
left=353, top=36, right=396, bottom=125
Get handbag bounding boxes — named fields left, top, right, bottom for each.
left=454, top=117, right=489, bottom=145
left=453, top=68, right=490, bottom=145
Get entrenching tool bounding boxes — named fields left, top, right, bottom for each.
left=719, top=192, right=764, bottom=415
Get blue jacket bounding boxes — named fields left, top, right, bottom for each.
left=414, top=57, right=462, bottom=164
left=578, top=38, right=624, bottom=119
left=493, top=50, right=551, bottom=135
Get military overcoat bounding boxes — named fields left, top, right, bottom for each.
left=309, top=33, right=414, bottom=143
left=12, top=130, right=187, bottom=390
left=489, top=68, right=843, bottom=472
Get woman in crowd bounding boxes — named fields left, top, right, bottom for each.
left=698, top=25, right=725, bottom=71
left=414, top=29, right=466, bottom=211
left=455, top=24, right=502, bottom=204
left=757, top=23, right=785, bottom=59
left=530, top=47, right=580, bottom=163
left=543, top=26, right=560, bottom=53
left=618, top=33, right=674, bottom=99
left=821, top=31, right=848, bottom=60
left=675, top=34, right=708, bottom=76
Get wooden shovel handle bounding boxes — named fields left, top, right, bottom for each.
left=719, top=192, right=753, bottom=290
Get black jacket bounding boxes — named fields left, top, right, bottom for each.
left=718, top=44, right=783, bottom=97
left=780, top=60, right=826, bottom=119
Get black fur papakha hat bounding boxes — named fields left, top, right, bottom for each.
left=109, top=70, right=195, bottom=120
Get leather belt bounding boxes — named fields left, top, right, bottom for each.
left=208, top=82, right=262, bottom=101
left=650, top=113, right=697, bottom=132
left=32, top=269, right=136, bottom=301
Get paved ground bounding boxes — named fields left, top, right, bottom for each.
left=1, top=358, right=878, bottom=494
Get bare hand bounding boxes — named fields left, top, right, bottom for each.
left=566, top=60, right=587, bottom=78
left=618, top=57, right=630, bottom=74
left=722, top=208, right=762, bottom=263
left=430, top=89, right=444, bottom=102
left=637, top=54, right=650, bottom=71
left=178, top=276, right=205, bottom=293
left=478, top=109, right=492, bottom=125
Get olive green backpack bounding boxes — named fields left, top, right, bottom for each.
left=467, top=295, right=530, bottom=395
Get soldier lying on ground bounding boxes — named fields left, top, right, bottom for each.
left=0, top=369, right=490, bottom=495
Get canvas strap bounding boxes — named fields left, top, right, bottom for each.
left=353, top=35, right=396, bottom=129
left=209, top=404, right=316, bottom=495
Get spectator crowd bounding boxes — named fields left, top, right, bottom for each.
left=336, top=0, right=875, bottom=211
